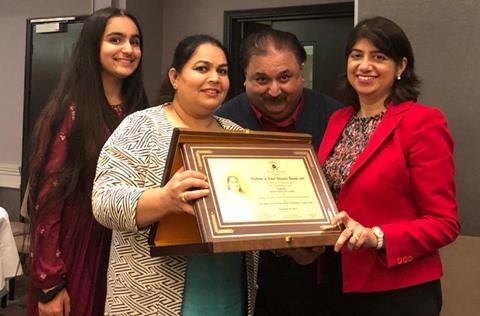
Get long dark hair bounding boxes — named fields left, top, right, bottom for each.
left=156, top=34, right=228, bottom=104
left=340, top=16, right=421, bottom=110
left=28, top=7, right=148, bottom=225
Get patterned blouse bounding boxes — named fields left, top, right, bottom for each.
left=323, top=112, right=385, bottom=199
left=92, top=104, right=258, bottom=316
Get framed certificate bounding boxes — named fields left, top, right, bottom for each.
left=148, top=128, right=341, bottom=256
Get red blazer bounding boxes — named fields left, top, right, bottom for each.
left=318, top=101, right=460, bottom=293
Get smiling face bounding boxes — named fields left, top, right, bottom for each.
left=244, top=47, right=304, bottom=122
left=100, top=16, right=141, bottom=82
left=227, top=176, right=240, bottom=192
left=170, top=43, right=229, bottom=116
left=347, top=38, right=406, bottom=106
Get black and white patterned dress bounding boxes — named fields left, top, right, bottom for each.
left=93, top=104, right=258, bottom=316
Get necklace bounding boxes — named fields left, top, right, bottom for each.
left=356, top=107, right=386, bottom=118
left=110, top=103, right=124, bottom=116
left=166, top=103, right=221, bottom=129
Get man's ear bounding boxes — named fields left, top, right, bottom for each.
left=300, top=63, right=305, bottom=84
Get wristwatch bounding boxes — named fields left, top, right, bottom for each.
left=36, top=279, right=67, bottom=303
left=372, top=226, right=384, bottom=250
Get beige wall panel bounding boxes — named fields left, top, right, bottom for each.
left=440, top=236, right=480, bottom=315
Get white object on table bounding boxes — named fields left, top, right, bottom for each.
left=0, top=207, right=23, bottom=296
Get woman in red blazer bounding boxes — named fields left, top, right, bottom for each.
left=317, top=17, right=459, bottom=315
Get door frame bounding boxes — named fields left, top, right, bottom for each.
left=223, top=2, right=354, bottom=99
left=21, top=16, right=87, bottom=200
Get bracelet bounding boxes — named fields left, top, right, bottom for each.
left=36, top=279, right=68, bottom=303
left=372, top=226, right=384, bottom=250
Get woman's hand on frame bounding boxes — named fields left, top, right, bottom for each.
left=331, top=211, right=378, bottom=252
left=162, top=167, right=210, bottom=216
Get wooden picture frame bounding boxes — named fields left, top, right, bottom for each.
left=148, top=128, right=341, bottom=256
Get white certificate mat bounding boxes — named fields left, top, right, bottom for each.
left=207, top=157, right=325, bottom=223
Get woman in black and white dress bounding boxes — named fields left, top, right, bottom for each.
left=92, top=34, right=258, bottom=316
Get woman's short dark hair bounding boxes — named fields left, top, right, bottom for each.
left=241, top=28, right=307, bottom=71
left=156, top=34, right=228, bottom=104
left=340, top=16, right=421, bottom=109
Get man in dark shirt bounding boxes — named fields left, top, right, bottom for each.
left=216, top=29, right=342, bottom=315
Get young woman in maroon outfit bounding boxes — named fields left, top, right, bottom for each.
left=27, top=7, right=148, bottom=316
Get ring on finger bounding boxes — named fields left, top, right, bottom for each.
left=351, top=233, right=360, bottom=241
left=180, top=192, right=187, bottom=203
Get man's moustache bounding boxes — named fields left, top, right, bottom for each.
left=263, top=94, right=287, bottom=103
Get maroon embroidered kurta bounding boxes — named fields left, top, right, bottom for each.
left=27, top=105, right=125, bottom=316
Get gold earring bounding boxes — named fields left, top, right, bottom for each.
left=173, top=83, right=177, bottom=90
